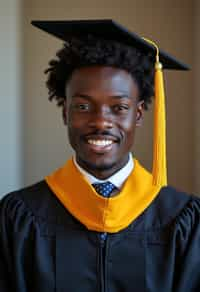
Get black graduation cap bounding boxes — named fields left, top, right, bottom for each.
left=31, top=19, right=189, bottom=71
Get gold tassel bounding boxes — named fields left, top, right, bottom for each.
left=142, top=38, right=167, bottom=186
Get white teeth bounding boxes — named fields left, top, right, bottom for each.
left=88, top=139, right=113, bottom=146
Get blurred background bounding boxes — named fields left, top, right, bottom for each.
left=0, top=0, right=199, bottom=198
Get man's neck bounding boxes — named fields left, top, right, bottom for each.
left=73, top=153, right=134, bottom=189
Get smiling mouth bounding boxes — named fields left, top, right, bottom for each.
left=87, top=139, right=113, bottom=146
left=85, top=138, right=116, bottom=153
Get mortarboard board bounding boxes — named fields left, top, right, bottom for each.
left=32, top=19, right=190, bottom=188
left=31, top=19, right=189, bottom=71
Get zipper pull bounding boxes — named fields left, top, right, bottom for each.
left=100, top=232, right=107, bottom=246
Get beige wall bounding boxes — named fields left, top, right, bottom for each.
left=0, top=0, right=23, bottom=198
left=23, top=0, right=195, bottom=193
left=0, top=0, right=195, bottom=197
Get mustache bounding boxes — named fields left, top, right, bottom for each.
left=82, top=130, right=121, bottom=141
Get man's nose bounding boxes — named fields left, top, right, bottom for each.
left=88, top=107, right=113, bottom=130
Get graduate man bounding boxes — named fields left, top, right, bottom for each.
left=1, top=20, right=200, bottom=292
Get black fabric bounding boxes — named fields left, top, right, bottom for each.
left=1, top=181, right=200, bottom=291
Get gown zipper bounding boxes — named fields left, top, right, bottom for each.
left=99, top=232, right=107, bottom=292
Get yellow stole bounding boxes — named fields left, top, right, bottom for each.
left=45, top=158, right=162, bottom=233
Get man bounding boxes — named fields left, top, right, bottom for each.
left=0, top=19, right=200, bottom=291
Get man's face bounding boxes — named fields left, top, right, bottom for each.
left=64, top=66, right=143, bottom=179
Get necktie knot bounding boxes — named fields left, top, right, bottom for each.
left=92, top=182, right=117, bottom=197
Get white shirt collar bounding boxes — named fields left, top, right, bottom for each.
left=73, top=153, right=134, bottom=189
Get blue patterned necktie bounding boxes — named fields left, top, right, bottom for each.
left=92, top=182, right=117, bottom=198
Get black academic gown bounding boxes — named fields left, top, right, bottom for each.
left=0, top=181, right=200, bottom=292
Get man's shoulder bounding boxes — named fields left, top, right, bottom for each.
left=4, top=180, right=52, bottom=202
left=1, top=181, right=62, bottom=221
left=146, top=185, right=200, bottom=229
left=1, top=180, right=85, bottom=233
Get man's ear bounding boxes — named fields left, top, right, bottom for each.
left=62, top=100, right=68, bottom=125
left=136, top=100, right=144, bottom=126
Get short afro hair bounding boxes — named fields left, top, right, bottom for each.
left=45, top=35, right=155, bottom=110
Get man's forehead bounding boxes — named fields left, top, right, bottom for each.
left=66, top=66, right=139, bottom=97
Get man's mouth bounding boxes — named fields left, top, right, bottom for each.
left=84, top=137, right=117, bottom=153
left=87, top=139, right=113, bottom=146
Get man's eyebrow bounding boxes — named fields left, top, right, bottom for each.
left=71, top=93, right=131, bottom=99
left=72, top=94, right=92, bottom=99
left=110, top=94, right=130, bottom=99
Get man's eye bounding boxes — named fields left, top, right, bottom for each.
left=113, top=104, right=129, bottom=112
left=75, top=104, right=90, bottom=111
